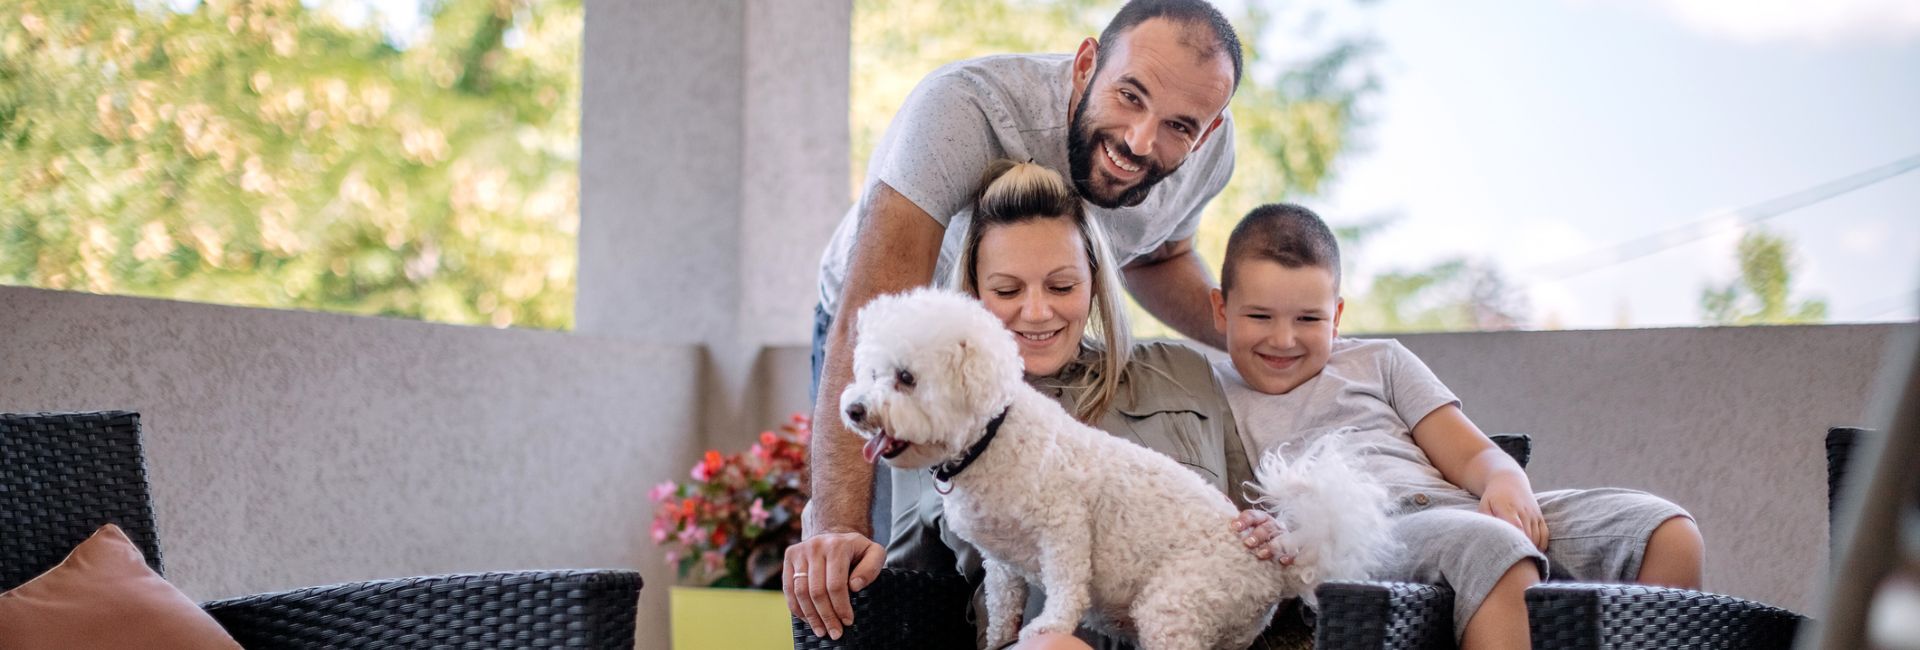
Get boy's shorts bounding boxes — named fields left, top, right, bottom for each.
left=1379, top=486, right=1692, bottom=642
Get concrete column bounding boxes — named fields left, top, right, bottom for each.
left=578, top=0, right=849, bottom=472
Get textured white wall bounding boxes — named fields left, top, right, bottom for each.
left=756, top=322, right=1911, bottom=614
left=0, top=286, right=701, bottom=649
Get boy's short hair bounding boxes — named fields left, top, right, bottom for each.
left=1221, top=203, right=1342, bottom=294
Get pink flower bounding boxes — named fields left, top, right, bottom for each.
left=748, top=498, right=770, bottom=527
left=702, top=550, right=725, bottom=572
left=690, top=450, right=725, bottom=482
left=649, top=481, right=676, bottom=503
left=664, top=549, right=680, bottom=565
left=650, top=519, right=670, bottom=543
left=678, top=525, right=705, bottom=546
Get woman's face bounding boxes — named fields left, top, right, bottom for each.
left=973, top=218, right=1094, bottom=377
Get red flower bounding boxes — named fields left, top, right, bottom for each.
left=691, top=450, right=725, bottom=482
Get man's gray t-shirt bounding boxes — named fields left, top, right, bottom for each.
left=1214, top=337, right=1463, bottom=499
left=815, top=53, right=1236, bottom=314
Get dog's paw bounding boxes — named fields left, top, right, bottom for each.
left=985, top=614, right=1022, bottom=648
left=1018, top=617, right=1078, bottom=641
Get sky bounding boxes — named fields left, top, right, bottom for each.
left=1291, top=0, right=1920, bottom=328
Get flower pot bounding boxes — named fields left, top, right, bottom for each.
left=670, top=585, right=793, bottom=649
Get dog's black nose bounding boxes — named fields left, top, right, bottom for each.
left=845, top=402, right=867, bottom=424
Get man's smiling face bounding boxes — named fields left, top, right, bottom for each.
left=1068, top=17, right=1235, bottom=209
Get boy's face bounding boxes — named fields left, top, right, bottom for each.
left=1211, top=260, right=1343, bottom=395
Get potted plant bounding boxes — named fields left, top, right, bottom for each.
left=653, top=413, right=810, bottom=649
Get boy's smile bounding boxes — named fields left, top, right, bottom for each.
left=1211, top=260, right=1343, bottom=395
left=1253, top=349, right=1304, bottom=371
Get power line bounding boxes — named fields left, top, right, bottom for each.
left=1529, top=153, right=1920, bottom=280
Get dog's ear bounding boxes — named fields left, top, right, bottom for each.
left=948, top=330, right=1015, bottom=413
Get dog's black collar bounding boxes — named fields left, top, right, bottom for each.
left=931, top=406, right=1009, bottom=486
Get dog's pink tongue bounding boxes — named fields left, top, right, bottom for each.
left=861, top=433, right=887, bottom=464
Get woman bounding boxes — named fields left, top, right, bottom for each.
left=879, top=160, right=1285, bottom=649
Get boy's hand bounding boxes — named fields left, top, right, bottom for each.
left=1478, top=476, right=1548, bottom=551
left=1231, top=509, right=1295, bottom=565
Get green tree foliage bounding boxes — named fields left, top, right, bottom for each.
left=852, top=0, right=1379, bottom=338
left=0, top=0, right=581, bottom=329
left=1341, top=257, right=1529, bottom=332
left=1700, top=228, right=1827, bottom=325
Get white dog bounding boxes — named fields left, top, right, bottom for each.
left=840, top=289, right=1398, bottom=650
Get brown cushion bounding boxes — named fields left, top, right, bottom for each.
left=0, top=524, right=242, bottom=649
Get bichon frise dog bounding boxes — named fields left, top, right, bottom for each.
left=840, top=288, right=1397, bottom=650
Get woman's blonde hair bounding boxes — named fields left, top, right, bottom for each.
left=951, top=159, right=1133, bottom=423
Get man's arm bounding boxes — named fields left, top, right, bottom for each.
left=807, top=181, right=946, bottom=537
left=1122, top=236, right=1226, bottom=349
left=788, top=182, right=945, bottom=641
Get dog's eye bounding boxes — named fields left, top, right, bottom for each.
left=895, top=369, right=915, bottom=388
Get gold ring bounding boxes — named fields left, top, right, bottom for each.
left=792, top=572, right=808, bottom=579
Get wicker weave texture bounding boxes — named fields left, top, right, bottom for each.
left=792, top=567, right=975, bottom=650
left=1526, top=583, right=1803, bottom=650
left=202, top=570, right=641, bottom=649
left=1313, top=581, right=1455, bottom=650
left=0, top=411, right=164, bottom=590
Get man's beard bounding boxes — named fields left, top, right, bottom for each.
left=1067, top=88, right=1177, bottom=210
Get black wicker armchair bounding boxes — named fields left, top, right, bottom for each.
left=792, top=434, right=1536, bottom=650
left=1520, top=427, right=1866, bottom=650
left=0, top=411, right=642, bottom=649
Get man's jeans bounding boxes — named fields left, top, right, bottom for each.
left=811, top=303, right=891, bottom=541
left=810, top=304, right=830, bottom=404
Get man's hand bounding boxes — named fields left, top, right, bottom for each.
left=1478, top=474, right=1548, bottom=551
left=783, top=531, right=886, bottom=641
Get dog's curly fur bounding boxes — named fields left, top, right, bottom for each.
left=841, top=289, right=1397, bottom=650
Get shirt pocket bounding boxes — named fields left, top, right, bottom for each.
left=1105, top=401, right=1228, bottom=494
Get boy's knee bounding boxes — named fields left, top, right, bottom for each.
left=1649, top=516, right=1704, bottom=556
left=1493, top=557, right=1542, bottom=588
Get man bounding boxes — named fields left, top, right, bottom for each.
left=788, top=0, right=1244, bottom=642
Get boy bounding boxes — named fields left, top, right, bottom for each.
left=1208, top=204, right=1704, bottom=650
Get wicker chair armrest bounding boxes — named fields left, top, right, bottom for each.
left=1313, top=580, right=1456, bottom=650
left=792, top=567, right=974, bottom=650
left=1525, top=583, right=1804, bottom=650
left=200, top=570, right=640, bottom=649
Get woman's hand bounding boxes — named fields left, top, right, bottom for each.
left=1478, top=474, right=1548, bottom=551
left=782, top=531, right=885, bottom=640
left=1230, top=509, right=1294, bottom=565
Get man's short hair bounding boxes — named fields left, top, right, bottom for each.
left=1097, top=0, right=1243, bottom=90
left=1222, top=203, right=1342, bottom=294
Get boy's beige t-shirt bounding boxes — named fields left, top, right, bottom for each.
left=1213, top=337, right=1463, bottom=500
